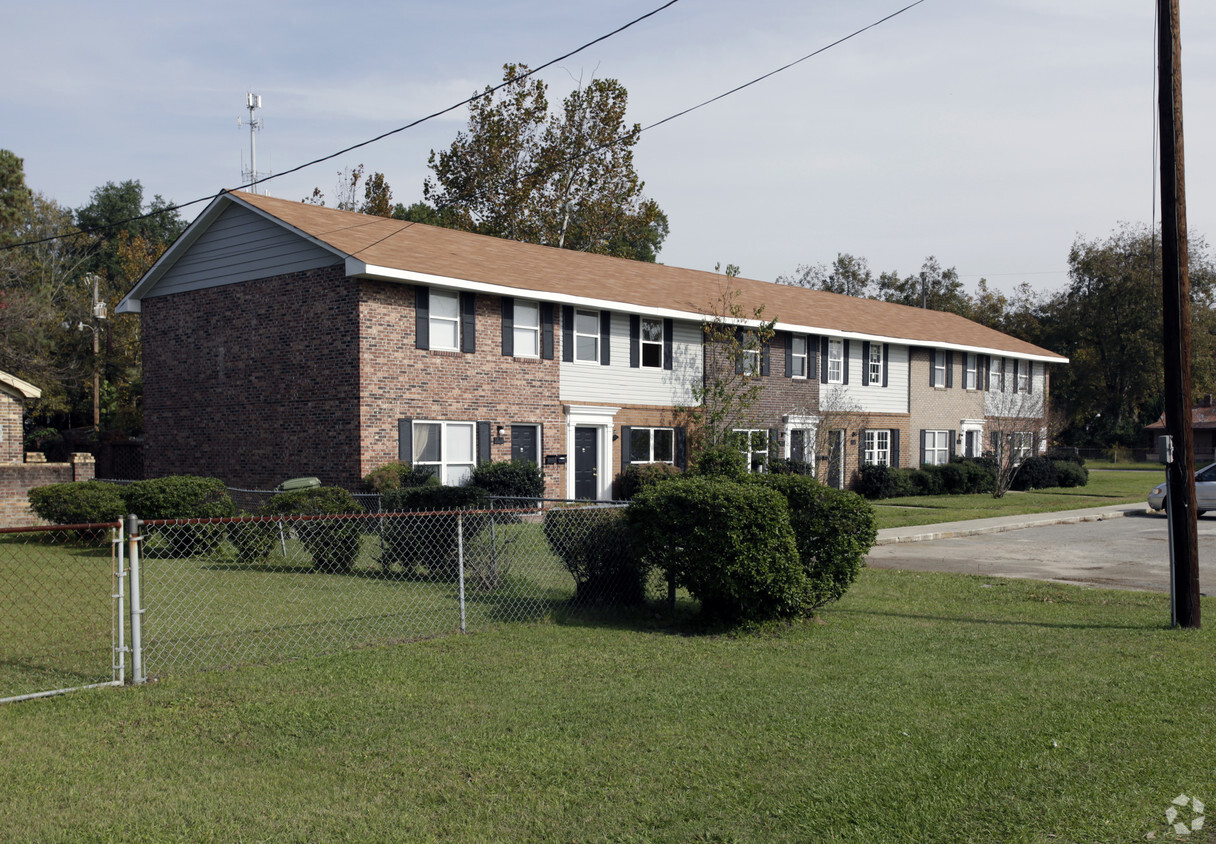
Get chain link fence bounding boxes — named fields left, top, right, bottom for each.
left=0, top=523, right=125, bottom=703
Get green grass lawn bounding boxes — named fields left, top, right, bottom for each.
left=1, top=569, right=1211, bottom=842
left=872, top=469, right=1157, bottom=530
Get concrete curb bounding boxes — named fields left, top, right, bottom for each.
left=873, top=504, right=1152, bottom=546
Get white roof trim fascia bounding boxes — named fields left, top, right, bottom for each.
left=117, top=193, right=350, bottom=314
left=0, top=370, right=42, bottom=399
left=350, top=260, right=1069, bottom=365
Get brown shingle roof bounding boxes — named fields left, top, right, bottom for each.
left=231, top=191, right=1067, bottom=361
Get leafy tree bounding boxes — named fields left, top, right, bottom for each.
left=778, top=253, right=874, bottom=297
left=876, top=256, right=970, bottom=316
left=424, top=63, right=668, bottom=261
left=0, top=150, right=33, bottom=246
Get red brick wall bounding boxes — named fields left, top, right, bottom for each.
left=357, top=280, right=565, bottom=496
left=0, top=455, right=95, bottom=527
left=142, top=265, right=362, bottom=490
left=0, top=392, right=23, bottom=465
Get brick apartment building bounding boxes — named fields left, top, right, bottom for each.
left=119, top=191, right=1067, bottom=498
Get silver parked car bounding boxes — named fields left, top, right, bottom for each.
left=1148, top=461, right=1216, bottom=514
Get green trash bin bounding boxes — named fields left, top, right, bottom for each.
left=275, top=476, right=321, bottom=493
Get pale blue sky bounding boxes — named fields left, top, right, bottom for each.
left=5, top=0, right=1214, bottom=295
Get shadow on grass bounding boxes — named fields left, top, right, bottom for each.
left=828, top=607, right=1168, bottom=632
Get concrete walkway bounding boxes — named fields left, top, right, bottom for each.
left=875, top=503, right=1151, bottom=546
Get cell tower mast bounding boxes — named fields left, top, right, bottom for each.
left=238, top=92, right=267, bottom=193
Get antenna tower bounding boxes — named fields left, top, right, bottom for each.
left=238, top=92, right=268, bottom=193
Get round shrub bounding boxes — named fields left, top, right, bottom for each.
left=227, top=515, right=277, bottom=564
left=615, top=462, right=682, bottom=501
left=379, top=485, right=489, bottom=580
left=628, top=477, right=808, bottom=623
left=543, top=506, right=647, bottom=605
left=124, top=475, right=235, bottom=556
left=766, top=458, right=815, bottom=476
left=856, top=464, right=899, bottom=500
left=750, top=474, right=876, bottom=608
left=468, top=459, right=544, bottom=505
left=362, top=462, right=437, bottom=493
left=27, top=481, right=127, bottom=526
left=691, top=445, right=747, bottom=479
left=954, top=457, right=997, bottom=494
left=1011, top=456, right=1059, bottom=491
left=260, top=486, right=363, bottom=573
left=1053, top=460, right=1089, bottom=488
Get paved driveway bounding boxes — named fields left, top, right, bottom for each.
left=865, top=510, right=1216, bottom=593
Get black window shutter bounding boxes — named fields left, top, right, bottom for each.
left=859, top=430, right=867, bottom=466
left=920, top=430, right=927, bottom=466
left=929, top=349, right=937, bottom=386
left=861, top=341, right=871, bottom=386
left=820, top=336, right=829, bottom=383
left=599, top=311, right=611, bottom=366
left=1003, top=359, right=1010, bottom=392
left=477, top=421, right=491, bottom=465
left=735, top=327, right=745, bottom=375
left=675, top=426, right=687, bottom=470
left=415, top=288, right=430, bottom=350
left=501, top=297, right=514, bottom=357
left=761, top=341, right=771, bottom=377
left=460, top=292, right=476, bottom=354
left=562, top=305, right=574, bottom=362
left=981, top=355, right=990, bottom=390
left=946, top=351, right=954, bottom=388
left=620, top=426, right=632, bottom=471
left=629, top=315, right=640, bottom=368
left=541, top=303, right=554, bottom=360
left=1014, top=359, right=1021, bottom=392
left=663, top=318, right=674, bottom=371
left=890, top=429, right=900, bottom=468
left=882, top=343, right=890, bottom=387
left=842, top=339, right=850, bottom=385
left=398, top=418, right=413, bottom=463
left=949, top=429, right=957, bottom=459
left=783, top=332, right=793, bottom=378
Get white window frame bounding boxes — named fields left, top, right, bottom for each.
left=827, top=338, right=844, bottom=384
left=864, top=429, right=891, bottom=467
left=784, top=415, right=818, bottom=468
left=640, top=318, right=664, bottom=369
left=924, top=430, right=951, bottom=466
left=964, top=354, right=978, bottom=390
left=733, top=428, right=769, bottom=473
left=931, top=351, right=947, bottom=389
left=513, top=299, right=540, bottom=358
left=1012, top=431, right=1033, bottom=463
left=1017, top=362, right=1031, bottom=393
left=574, top=309, right=600, bottom=363
left=429, top=289, right=461, bottom=351
left=989, top=357, right=1005, bottom=392
left=412, top=420, right=476, bottom=486
left=628, top=427, right=675, bottom=464
left=868, top=342, right=883, bottom=385
left=790, top=335, right=808, bottom=379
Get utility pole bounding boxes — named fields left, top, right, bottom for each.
left=1158, top=0, right=1200, bottom=628
left=89, top=273, right=106, bottom=432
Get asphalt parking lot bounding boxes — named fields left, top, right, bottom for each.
left=866, top=508, right=1216, bottom=593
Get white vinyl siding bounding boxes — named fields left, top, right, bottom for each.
left=561, top=319, right=701, bottom=406
left=820, top=343, right=909, bottom=414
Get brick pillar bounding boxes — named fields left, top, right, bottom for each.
left=71, top=452, right=95, bottom=482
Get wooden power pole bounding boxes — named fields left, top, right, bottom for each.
left=1158, top=0, right=1201, bottom=628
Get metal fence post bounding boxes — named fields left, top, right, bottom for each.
left=113, top=523, right=126, bottom=686
left=457, top=512, right=466, bottom=634
left=126, top=513, right=145, bottom=685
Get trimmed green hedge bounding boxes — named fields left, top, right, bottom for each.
left=27, top=481, right=127, bottom=527
left=543, top=507, right=647, bottom=605
left=260, top=486, right=363, bottom=573
left=629, top=477, right=807, bottom=623
left=361, top=462, right=437, bottom=493
left=379, top=485, right=489, bottom=580
left=614, top=462, right=682, bottom=501
left=124, top=476, right=235, bottom=556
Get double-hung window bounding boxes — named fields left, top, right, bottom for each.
left=413, top=421, right=476, bottom=485
left=964, top=354, right=978, bottom=390
left=1017, top=362, right=1030, bottom=393
left=429, top=290, right=461, bottom=351
left=827, top=338, right=844, bottom=384
left=931, top=350, right=947, bottom=388
left=733, top=429, right=769, bottom=473
left=790, top=335, right=808, bottom=378
left=629, top=427, right=675, bottom=464
left=513, top=300, right=540, bottom=357
left=1012, top=431, right=1033, bottom=463
left=574, top=309, right=600, bottom=362
left=989, top=357, right=1005, bottom=392
left=641, top=318, right=664, bottom=368
left=923, top=430, right=951, bottom=466
left=864, top=429, right=891, bottom=466
left=868, top=342, right=883, bottom=385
